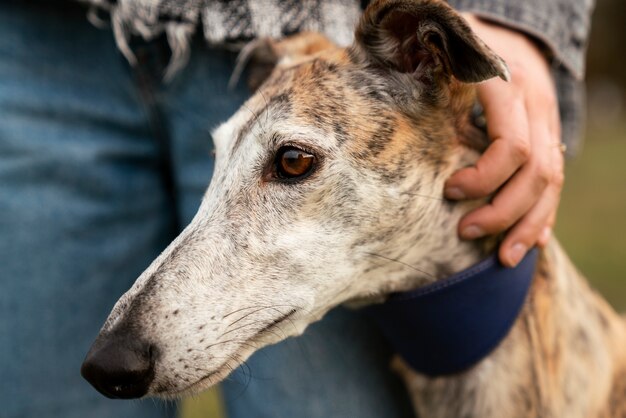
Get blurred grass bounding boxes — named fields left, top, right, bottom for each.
left=179, top=387, right=224, bottom=418
left=555, top=121, right=626, bottom=310
left=179, top=122, right=626, bottom=418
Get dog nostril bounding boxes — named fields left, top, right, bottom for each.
left=81, top=333, right=156, bottom=399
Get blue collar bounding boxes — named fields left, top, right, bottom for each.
left=367, top=248, right=538, bottom=377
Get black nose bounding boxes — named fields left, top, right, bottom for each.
left=81, top=331, right=155, bottom=399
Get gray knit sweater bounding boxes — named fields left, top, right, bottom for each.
left=80, top=0, right=595, bottom=153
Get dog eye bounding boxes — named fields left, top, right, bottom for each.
left=275, top=146, right=315, bottom=180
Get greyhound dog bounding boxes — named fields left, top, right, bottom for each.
left=81, top=0, right=626, bottom=416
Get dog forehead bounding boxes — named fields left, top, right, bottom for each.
left=264, top=59, right=396, bottom=142
left=213, top=59, right=351, bottom=149
left=215, top=51, right=404, bottom=162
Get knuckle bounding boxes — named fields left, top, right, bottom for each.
left=490, top=211, right=514, bottom=232
left=525, top=216, right=545, bottom=232
left=530, top=158, right=551, bottom=186
left=510, top=137, right=531, bottom=162
left=475, top=177, right=495, bottom=196
left=552, top=170, right=565, bottom=188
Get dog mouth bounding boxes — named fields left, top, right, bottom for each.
left=153, top=309, right=298, bottom=398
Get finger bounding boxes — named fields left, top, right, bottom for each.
left=549, top=101, right=561, bottom=140
left=499, top=180, right=561, bottom=267
left=445, top=81, right=529, bottom=200
left=458, top=124, right=553, bottom=239
left=537, top=225, right=552, bottom=248
left=537, top=207, right=557, bottom=247
left=536, top=206, right=558, bottom=248
left=539, top=74, right=561, bottom=140
left=537, top=146, right=565, bottom=248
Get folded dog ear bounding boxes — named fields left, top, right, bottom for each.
left=230, top=32, right=337, bottom=91
left=352, top=0, right=509, bottom=83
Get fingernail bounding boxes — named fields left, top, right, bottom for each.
left=539, top=227, right=552, bottom=245
left=445, top=187, right=465, bottom=200
left=461, top=225, right=485, bottom=239
left=508, top=243, right=527, bottom=267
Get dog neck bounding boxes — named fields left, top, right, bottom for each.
left=355, top=85, right=499, bottom=301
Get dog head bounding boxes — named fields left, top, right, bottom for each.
left=81, top=0, right=507, bottom=400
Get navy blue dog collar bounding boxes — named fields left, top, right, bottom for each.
left=367, top=248, right=538, bottom=377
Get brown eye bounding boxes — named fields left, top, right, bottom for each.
left=275, top=146, right=316, bottom=180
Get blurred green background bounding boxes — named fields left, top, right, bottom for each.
left=180, top=0, right=626, bottom=416
left=559, top=0, right=626, bottom=310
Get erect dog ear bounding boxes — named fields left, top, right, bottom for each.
left=351, top=0, right=509, bottom=83
left=229, top=32, right=337, bottom=91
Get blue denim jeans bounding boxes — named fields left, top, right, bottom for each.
left=0, top=1, right=413, bottom=417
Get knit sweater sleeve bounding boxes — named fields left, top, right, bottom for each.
left=447, top=0, right=595, bottom=79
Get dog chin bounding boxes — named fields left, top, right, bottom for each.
left=151, top=362, right=236, bottom=400
left=149, top=329, right=290, bottom=399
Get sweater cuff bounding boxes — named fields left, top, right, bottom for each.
left=448, top=0, right=594, bottom=80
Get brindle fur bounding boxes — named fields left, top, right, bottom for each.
left=88, top=0, right=626, bottom=416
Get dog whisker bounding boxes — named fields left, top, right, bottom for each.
left=203, top=338, right=246, bottom=350
left=401, top=191, right=447, bottom=202
left=363, top=252, right=435, bottom=279
left=242, top=102, right=260, bottom=125
left=220, top=308, right=298, bottom=342
left=219, top=320, right=273, bottom=339
left=225, top=304, right=303, bottom=328
left=222, top=305, right=265, bottom=319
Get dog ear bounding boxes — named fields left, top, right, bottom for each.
left=351, top=0, right=509, bottom=83
left=230, top=32, right=337, bottom=91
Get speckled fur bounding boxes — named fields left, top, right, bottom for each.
left=91, top=0, right=626, bottom=415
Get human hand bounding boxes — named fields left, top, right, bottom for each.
left=445, top=14, right=565, bottom=267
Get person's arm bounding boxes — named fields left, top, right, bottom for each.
left=443, top=0, right=595, bottom=267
